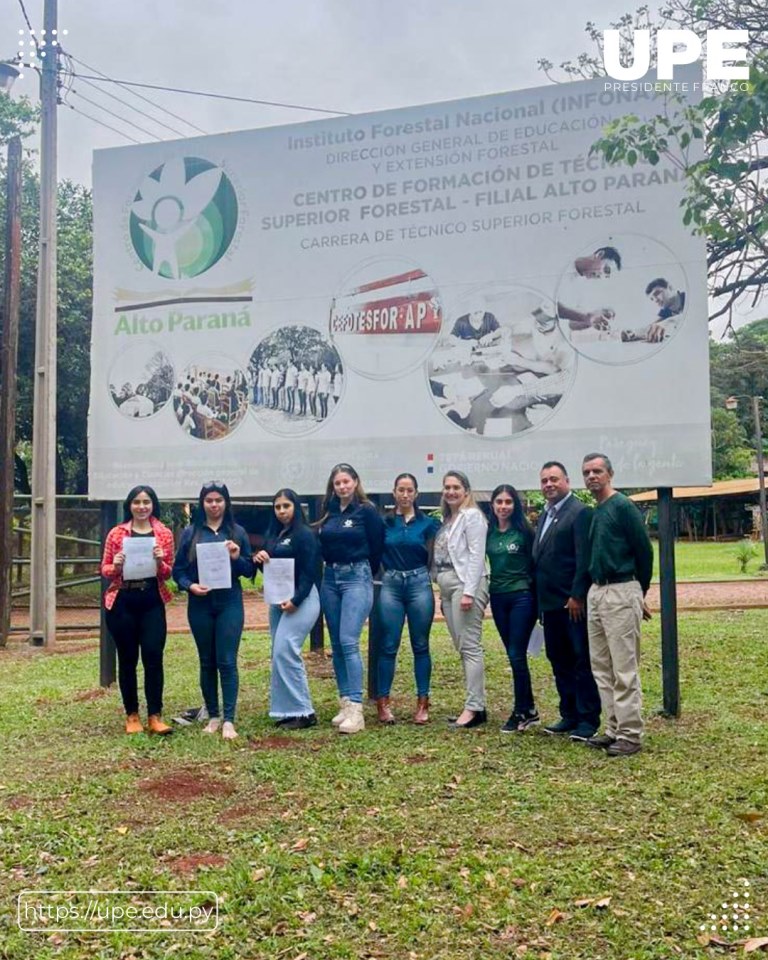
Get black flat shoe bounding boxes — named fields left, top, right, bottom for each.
left=451, top=709, right=487, bottom=729
left=280, top=714, right=318, bottom=731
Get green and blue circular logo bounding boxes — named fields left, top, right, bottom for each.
left=129, top=157, right=238, bottom=279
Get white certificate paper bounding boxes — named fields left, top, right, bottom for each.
left=263, top=558, right=295, bottom=604
left=196, top=541, right=232, bottom=590
left=527, top=622, right=545, bottom=657
left=122, top=536, right=157, bottom=580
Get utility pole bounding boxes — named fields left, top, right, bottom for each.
left=0, top=134, right=22, bottom=647
left=753, top=395, right=768, bottom=569
left=29, top=0, right=59, bottom=647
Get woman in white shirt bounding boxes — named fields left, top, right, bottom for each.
left=432, top=470, right=489, bottom=728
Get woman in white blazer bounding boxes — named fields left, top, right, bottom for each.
left=432, top=470, right=489, bottom=727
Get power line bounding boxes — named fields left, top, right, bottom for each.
left=76, top=76, right=189, bottom=138
left=16, top=0, right=34, bottom=30
left=69, top=73, right=351, bottom=116
left=66, top=53, right=207, bottom=136
left=16, top=0, right=40, bottom=53
left=70, top=89, right=162, bottom=140
left=66, top=102, right=141, bottom=144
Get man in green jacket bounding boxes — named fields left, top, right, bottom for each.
left=581, top=453, right=653, bottom=756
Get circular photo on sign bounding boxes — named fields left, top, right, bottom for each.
left=172, top=355, right=249, bottom=441
left=248, top=326, right=343, bottom=437
left=426, top=284, right=576, bottom=438
left=329, top=256, right=442, bottom=380
left=108, top=342, right=174, bottom=419
left=555, top=234, right=688, bottom=365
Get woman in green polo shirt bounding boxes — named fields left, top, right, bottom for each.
left=486, top=484, right=538, bottom=733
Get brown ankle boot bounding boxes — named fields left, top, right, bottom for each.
left=147, top=714, right=173, bottom=736
left=125, top=713, right=143, bottom=735
left=376, top=696, right=396, bottom=725
left=413, top=696, right=430, bottom=725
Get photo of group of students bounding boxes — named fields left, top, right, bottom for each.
left=171, top=362, right=249, bottom=440
left=101, top=453, right=653, bottom=756
left=247, top=326, right=344, bottom=437
left=108, top=346, right=174, bottom=419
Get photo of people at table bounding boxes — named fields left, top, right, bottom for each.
left=427, top=287, right=576, bottom=437
left=172, top=359, right=249, bottom=440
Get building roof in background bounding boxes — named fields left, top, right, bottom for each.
left=630, top=479, right=763, bottom=503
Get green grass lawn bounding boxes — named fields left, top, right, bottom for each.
left=1, top=612, right=767, bottom=959
left=653, top=540, right=768, bottom=581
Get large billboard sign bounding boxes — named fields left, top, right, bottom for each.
left=89, top=70, right=711, bottom=498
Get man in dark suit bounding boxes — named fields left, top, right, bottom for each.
left=533, top=461, right=601, bottom=741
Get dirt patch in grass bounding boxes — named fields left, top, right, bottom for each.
left=165, top=853, right=229, bottom=876
left=73, top=687, right=107, bottom=702
left=139, top=768, right=234, bottom=802
left=248, top=735, right=311, bottom=751
left=6, top=794, right=34, bottom=810
left=219, top=789, right=276, bottom=823
left=404, top=754, right=435, bottom=765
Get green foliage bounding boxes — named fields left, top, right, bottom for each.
left=709, top=318, right=768, bottom=477
left=0, top=160, right=93, bottom=494
left=710, top=407, right=753, bottom=478
left=0, top=91, right=38, bottom=144
left=734, top=539, right=758, bottom=573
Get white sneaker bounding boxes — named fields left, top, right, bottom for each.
left=338, top=701, right=365, bottom=734
left=331, top=697, right=351, bottom=726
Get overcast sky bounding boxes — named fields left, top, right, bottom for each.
left=5, top=0, right=639, bottom=186
left=2, top=0, right=760, bottom=331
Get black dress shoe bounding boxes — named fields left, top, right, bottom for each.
left=451, top=709, right=487, bottom=729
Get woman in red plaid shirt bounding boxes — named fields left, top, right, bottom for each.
left=101, top=485, right=176, bottom=735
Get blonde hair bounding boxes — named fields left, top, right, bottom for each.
left=440, top=470, right=478, bottom=520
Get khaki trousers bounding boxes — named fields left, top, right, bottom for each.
left=436, top=570, right=489, bottom=711
left=587, top=581, right=644, bottom=743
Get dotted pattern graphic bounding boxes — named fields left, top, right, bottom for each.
left=700, top=879, right=751, bottom=936
left=15, top=28, right=69, bottom=78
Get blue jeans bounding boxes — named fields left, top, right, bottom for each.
left=269, top=586, right=320, bottom=718
left=320, top=561, right=373, bottom=704
left=376, top=568, right=434, bottom=697
left=188, top=591, right=244, bottom=722
left=490, top=590, right=537, bottom=715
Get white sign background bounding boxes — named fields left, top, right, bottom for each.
left=89, top=70, right=711, bottom=498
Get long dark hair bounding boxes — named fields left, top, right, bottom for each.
left=317, top=463, right=372, bottom=525
left=489, top=483, right=534, bottom=545
left=122, top=485, right=161, bottom=522
left=389, top=472, right=423, bottom=522
left=265, top=488, right=307, bottom=541
left=188, top=481, right=236, bottom=560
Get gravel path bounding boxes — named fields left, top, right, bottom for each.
left=9, top=579, right=767, bottom=640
